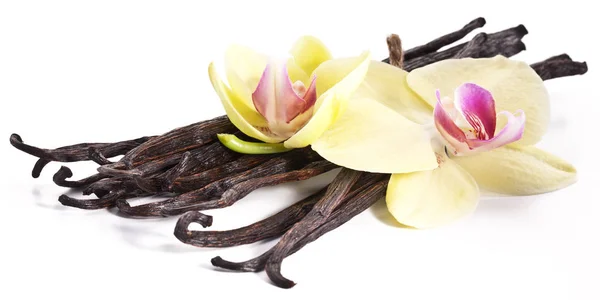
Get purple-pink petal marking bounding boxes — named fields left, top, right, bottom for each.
left=433, top=84, right=526, bottom=156
left=454, top=83, right=497, bottom=140
left=252, top=63, right=275, bottom=121
left=302, top=75, right=318, bottom=112
left=468, top=110, right=526, bottom=151
left=434, top=91, right=469, bottom=155
left=275, top=63, right=307, bottom=123
left=252, top=62, right=314, bottom=124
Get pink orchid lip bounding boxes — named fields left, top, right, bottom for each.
left=252, top=61, right=317, bottom=125
left=454, top=83, right=496, bottom=140
left=433, top=83, right=526, bottom=156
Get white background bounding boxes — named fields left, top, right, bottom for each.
left=1, top=1, right=598, bottom=299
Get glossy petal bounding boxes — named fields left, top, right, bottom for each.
left=311, top=96, right=438, bottom=173
left=286, top=58, right=310, bottom=86
left=208, top=62, right=282, bottom=143
left=352, top=60, right=432, bottom=124
left=407, top=56, right=549, bottom=145
left=311, top=52, right=370, bottom=108
left=208, top=63, right=268, bottom=128
left=252, top=62, right=306, bottom=123
left=454, top=83, right=496, bottom=139
left=386, top=156, right=480, bottom=229
left=453, top=144, right=577, bottom=195
left=224, top=44, right=268, bottom=112
left=284, top=51, right=372, bottom=148
left=289, top=35, right=332, bottom=76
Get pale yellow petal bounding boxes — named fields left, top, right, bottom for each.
left=208, top=62, right=282, bottom=143
left=224, top=44, right=267, bottom=112
left=286, top=58, right=310, bottom=86
left=289, top=35, right=332, bottom=76
left=312, top=52, right=370, bottom=106
left=210, top=57, right=268, bottom=128
left=386, top=158, right=480, bottom=229
left=453, top=145, right=577, bottom=195
left=283, top=52, right=371, bottom=148
left=283, top=93, right=338, bottom=148
left=311, top=96, right=438, bottom=173
left=407, top=56, right=550, bottom=145
left=354, top=60, right=433, bottom=124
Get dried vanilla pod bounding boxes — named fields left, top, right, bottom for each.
left=8, top=17, right=588, bottom=290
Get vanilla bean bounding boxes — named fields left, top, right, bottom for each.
left=81, top=178, right=132, bottom=199
left=403, top=25, right=528, bottom=71
left=58, top=189, right=150, bottom=210
left=264, top=168, right=363, bottom=287
left=175, top=211, right=215, bottom=229
left=174, top=188, right=327, bottom=247
left=10, top=134, right=152, bottom=176
left=58, top=192, right=122, bottom=210
left=52, top=166, right=110, bottom=188
left=127, top=144, right=240, bottom=194
left=211, top=173, right=387, bottom=273
left=121, top=116, right=236, bottom=168
left=117, top=149, right=321, bottom=217
left=161, top=151, right=192, bottom=188
left=211, top=253, right=268, bottom=273
left=131, top=175, right=161, bottom=193
left=97, top=151, right=184, bottom=178
left=162, top=161, right=336, bottom=217
left=169, top=154, right=278, bottom=193
left=119, top=143, right=240, bottom=193
left=218, top=161, right=336, bottom=211
left=98, top=141, right=240, bottom=182
left=88, top=147, right=113, bottom=165
left=59, top=175, right=149, bottom=209
left=10, top=134, right=152, bottom=163
left=454, top=33, right=488, bottom=58
left=98, top=136, right=240, bottom=183
left=403, top=17, right=486, bottom=60
left=269, top=179, right=388, bottom=282
left=161, top=142, right=240, bottom=190
left=158, top=154, right=326, bottom=217
left=159, top=155, right=327, bottom=217
left=538, top=53, right=572, bottom=62
left=383, top=17, right=486, bottom=63
left=32, top=159, right=51, bottom=178
left=531, top=55, right=588, bottom=80
left=131, top=152, right=279, bottom=194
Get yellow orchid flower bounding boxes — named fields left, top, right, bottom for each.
left=208, top=36, right=371, bottom=151
left=311, top=55, right=577, bottom=229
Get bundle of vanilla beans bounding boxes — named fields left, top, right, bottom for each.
left=10, top=17, right=587, bottom=288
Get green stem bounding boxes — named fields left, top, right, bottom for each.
left=217, top=134, right=293, bottom=154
